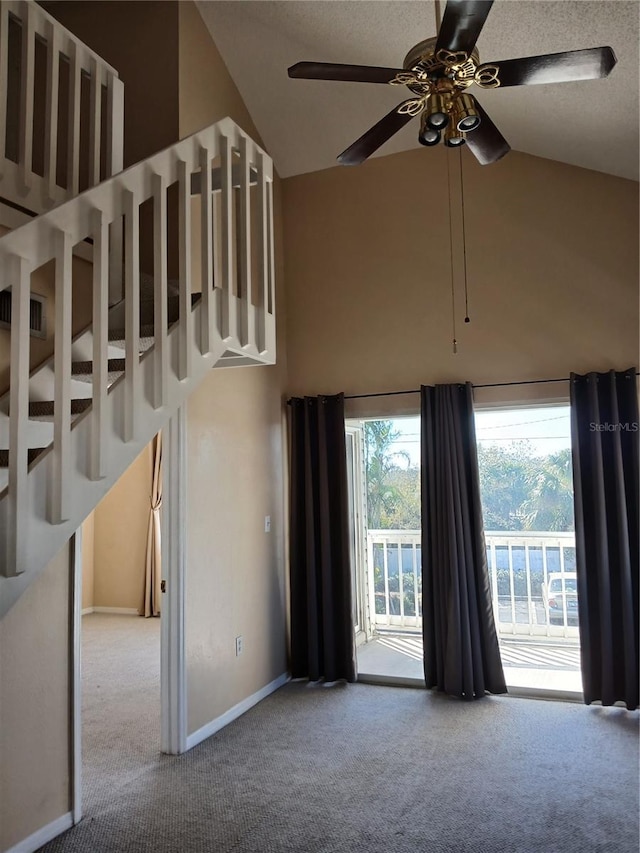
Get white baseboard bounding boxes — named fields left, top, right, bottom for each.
left=91, top=606, right=140, bottom=615
left=5, top=811, right=73, bottom=853
left=186, top=672, right=289, bottom=751
left=81, top=606, right=94, bottom=616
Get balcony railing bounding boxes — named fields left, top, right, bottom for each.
left=367, top=529, right=579, bottom=640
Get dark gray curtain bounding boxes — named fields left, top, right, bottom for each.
left=421, top=383, right=506, bottom=700
left=570, top=369, right=639, bottom=710
left=289, top=394, right=356, bottom=683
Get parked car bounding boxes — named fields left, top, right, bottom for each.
left=542, top=573, right=579, bottom=625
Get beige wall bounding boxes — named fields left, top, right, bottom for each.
left=179, top=1, right=288, bottom=734
left=82, top=511, right=95, bottom=611
left=186, top=366, right=287, bottom=731
left=93, top=443, right=152, bottom=612
left=178, top=2, right=263, bottom=146
left=0, top=544, right=71, bottom=851
left=41, top=1, right=179, bottom=170
left=283, top=147, right=639, bottom=415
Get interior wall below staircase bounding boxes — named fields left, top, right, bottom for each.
left=92, top=442, right=153, bottom=614
left=0, top=543, right=71, bottom=852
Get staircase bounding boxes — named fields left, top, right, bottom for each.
left=0, top=116, right=276, bottom=614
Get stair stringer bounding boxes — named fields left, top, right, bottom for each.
left=0, top=294, right=266, bottom=618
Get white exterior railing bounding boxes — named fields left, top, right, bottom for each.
left=367, top=529, right=579, bottom=640
left=0, top=0, right=124, bottom=215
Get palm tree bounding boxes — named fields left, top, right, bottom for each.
left=520, top=449, right=574, bottom=532
left=364, top=421, right=409, bottom=529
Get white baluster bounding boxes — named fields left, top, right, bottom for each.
left=219, top=130, right=235, bottom=341
left=524, top=541, right=534, bottom=634
left=238, top=135, right=253, bottom=348
left=398, top=543, right=405, bottom=625
left=507, top=542, right=516, bottom=633
left=199, top=144, right=212, bottom=355
left=43, top=17, right=60, bottom=204
left=177, top=158, right=192, bottom=380
left=105, top=74, right=123, bottom=178
left=413, top=541, right=420, bottom=621
left=152, top=172, right=168, bottom=408
left=18, top=0, right=34, bottom=194
left=123, top=188, right=140, bottom=442
left=88, top=57, right=102, bottom=187
left=266, top=179, right=276, bottom=352
left=66, top=39, right=81, bottom=198
left=107, top=76, right=124, bottom=306
left=0, top=3, right=10, bottom=178
left=383, top=541, right=390, bottom=622
left=7, top=254, right=30, bottom=575
left=90, top=207, right=108, bottom=480
left=256, top=151, right=268, bottom=353
left=49, top=228, right=72, bottom=524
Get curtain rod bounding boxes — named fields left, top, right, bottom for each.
left=342, top=371, right=640, bottom=401
left=286, top=372, right=639, bottom=404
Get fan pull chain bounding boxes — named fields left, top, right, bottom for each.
left=458, top=148, right=470, bottom=324
left=446, top=149, right=457, bottom=354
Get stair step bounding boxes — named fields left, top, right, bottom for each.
left=139, top=292, right=203, bottom=324
left=0, top=447, right=46, bottom=467
left=72, top=358, right=126, bottom=375
left=71, top=359, right=126, bottom=384
left=108, top=323, right=156, bottom=342
left=28, top=398, right=92, bottom=418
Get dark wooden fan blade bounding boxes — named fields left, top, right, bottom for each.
left=288, top=62, right=406, bottom=84
left=435, top=0, right=494, bottom=55
left=491, top=47, right=617, bottom=87
left=337, top=103, right=416, bottom=165
left=464, top=98, right=510, bottom=165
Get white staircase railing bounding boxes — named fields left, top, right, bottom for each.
left=0, top=116, right=275, bottom=597
left=0, top=0, right=124, bottom=215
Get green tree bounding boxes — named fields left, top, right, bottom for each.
left=520, top=448, right=574, bottom=531
left=364, top=421, right=410, bottom=529
left=476, top=442, right=536, bottom=531
left=383, top=466, right=421, bottom=529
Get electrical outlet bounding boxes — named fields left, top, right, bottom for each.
left=265, top=515, right=271, bottom=533
left=235, top=636, right=243, bottom=656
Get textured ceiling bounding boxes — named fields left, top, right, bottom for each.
left=197, top=1, right=640, bottom=181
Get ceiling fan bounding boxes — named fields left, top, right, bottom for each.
left=287, top=0, right=617, bottom=166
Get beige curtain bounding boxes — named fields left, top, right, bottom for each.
left=142, top=432, right=162, bottom=617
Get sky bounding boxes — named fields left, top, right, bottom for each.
left=386, top=406, right=571, bottom=467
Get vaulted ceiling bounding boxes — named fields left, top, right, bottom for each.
left=197, top=0, right=639, bottom=181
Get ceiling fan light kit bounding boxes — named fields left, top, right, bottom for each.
left=425, top=92, right=450, bottom=130
left=444, top=125, right=466, bottom=147
left=418, top=117, right=441, bottom=147
left=455, top=93, right=481, bottom=131
left=287, top=0, right=618, bottom=167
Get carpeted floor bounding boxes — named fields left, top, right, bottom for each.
left=39, top=614, right=638, bottom=853
left=78, top=613, right=162, bottom=815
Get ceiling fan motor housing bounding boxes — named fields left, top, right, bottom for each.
left=400, top=37, right=484, bottom=138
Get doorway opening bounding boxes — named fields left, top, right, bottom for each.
left=475, top=404, right=580, bottom=694
left=75, top=432, right=164, bottom=821
left=347, top=406, right=581, bottom=696
left=347, top=416, right=423, bottom=683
